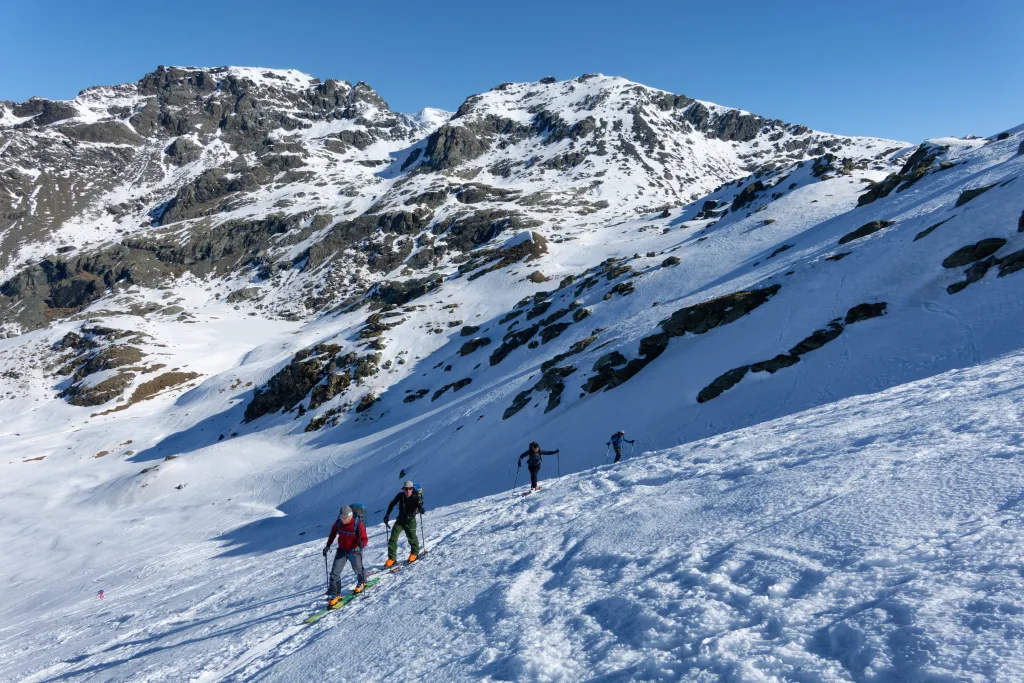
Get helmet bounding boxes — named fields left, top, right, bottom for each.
left=529, top=441, right=539, bottom=450
left=339, top=505, right=353, bottom=519
left=403, top=480, right=415, bottom=489
left=617, top=430, right=625, bottom=436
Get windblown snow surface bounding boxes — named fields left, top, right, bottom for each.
left=2, top=353, right=1023, bottom=682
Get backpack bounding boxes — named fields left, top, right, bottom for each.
left=349, top=503, right=367, bottom=527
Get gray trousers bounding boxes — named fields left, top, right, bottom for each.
left=328, top=549, right=366, bottom=595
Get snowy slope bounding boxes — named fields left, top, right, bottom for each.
left=2, top=349, right=1022, bottom=682
left=1, top=66, right=1023, bottom=682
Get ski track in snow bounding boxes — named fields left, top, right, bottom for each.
left=1, top=352, right=1023, bottom=682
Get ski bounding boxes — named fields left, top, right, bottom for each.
left=303, top=577, right=381, bottom=624
left=521, top=487, right=542, bottom=497
left=387, top=550, right=430, bottom=574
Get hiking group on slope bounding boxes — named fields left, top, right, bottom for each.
left=322, top=430, right=635, bottom=604
left=322, top=480, right=424, bottom=607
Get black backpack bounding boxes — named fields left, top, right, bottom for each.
left=349, top=503, right=367, bottom=528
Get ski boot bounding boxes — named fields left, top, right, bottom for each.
left=384, top=558, right=396, bottom=568
left=408, top=553, right=418, bottom=563
left=328, top=595, right=342, bottom=608
left=353, top=583, right=364, bottom=594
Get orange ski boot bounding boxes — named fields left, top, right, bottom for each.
left=384, top=558, right=396, bottom=568
left=407, top=553, right=418, bottom=563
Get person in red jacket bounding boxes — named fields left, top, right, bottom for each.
left=322, top=506, right=368, bottom=606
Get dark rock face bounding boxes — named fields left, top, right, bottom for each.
left=540, top=322, right=572, bottom=344
left=844, top=302, right=888, bottom=324
left=1, top=213, right=310, bottom=332
left=997, top=249, right=1024, bottom=278
left=811, top=154, right=836, bottom=178
left=13, top=98, right=79, bottom=127
left=243, top=343, right=341, bottom=422
left=431, top=377, right=472, bottom=401
left=593, top=351, right=627, bottom=371
left=696, top=302, right=886, bottom=402
left=226, top=287, right=261, bottom=304
left=459, top=325, right=480, bottom=337
left=438, top=210, right=542, bottom=254
left=164, top=137, right=203, bottom=165
left=942, top=239, right=1007, bottom=268
left=914, top=217, right=954, bottom=241
left=584, top=285, right=782, bottom=394
left=732, top=181, right=766, bottom=211
left=858, top=143, right=947, bottom=206
left=490, top=324, right=540, bottom=366
left=462, top=231, right=549, bottom=281
left=954, top=184, right=997, bottom=208
left=366, top=275, right=442, bottom=309
left=64, top=372, right=137, bottom=407
left=60, top=121, right=144, bottom=145
left=541, top=335, right=596, bottom=373
left=503, top=365, right=576, bottom=419
left=697, top=366, right=749, bottom=403
left=660, top=285, right=782, bottom=337
left=459, top=337, right=491, bottom=356
left=788, top=321, right=845, bottom=355
left=662, top=256, right=681, bottom=267
left=696, top=200, right=719, bottom=219
left=838, top=220, right=895, bottom=245
left=355, top=393, right=378, bottom=413
left=309, top=371, right=352, bottom=410
left=750, top=354, right=800, bottom=374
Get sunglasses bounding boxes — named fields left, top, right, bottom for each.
left=403, top=487, right=414, bottom=490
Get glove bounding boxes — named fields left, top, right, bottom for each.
left=322, top=546, right=329, bottom=557
left=606, top=442, right=610, bottom=445
left=517, top=460, right=522, bottom=468
left=555, top=450, right=560, bottom=454
left=383, top=517, right=390, bottom=525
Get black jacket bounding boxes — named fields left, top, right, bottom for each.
left=386, top=491, right=424, bottom=524
left=519, top=447, right=557, bottom=469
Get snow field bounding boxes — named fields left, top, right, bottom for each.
left=2, top=349, right=1022, bottom=682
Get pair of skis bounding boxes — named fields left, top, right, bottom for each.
left=366, top=549, right=429, bottom=577
left=303, top=576, right=382, bottom=624
left=303, top=550, right=430, bottom=624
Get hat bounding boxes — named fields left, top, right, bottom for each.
left=403, top=480, right=415, bottom=489
left=339, top=505, right=353, bottom=519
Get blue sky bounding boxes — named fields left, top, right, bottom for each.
left=1, top=0, right=1020, bottom=142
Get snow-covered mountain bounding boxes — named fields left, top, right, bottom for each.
left=1, top=65, right=1022, bottom=681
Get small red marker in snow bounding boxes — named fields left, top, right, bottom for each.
left=97, top=590, right=104, bottom=599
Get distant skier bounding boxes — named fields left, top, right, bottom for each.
left=608, top=430, right=635, bottom=463
left=322, top=506, right=369, bottom=606
left=383, top=481, right=425, bottom=567
left=518, top=441, right=559, bottom=491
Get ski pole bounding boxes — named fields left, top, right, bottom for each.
left=557, top=452, right=561, bottom=477
left=605, top=443, right=610, bottom=463
left=324, top=551, right=330, bottom=593
left=419, top=513, right=428, bottom=554
left=511, top=463, right=520, bottom=495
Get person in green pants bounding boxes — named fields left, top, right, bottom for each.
left=383, top=480, right=424, bottom=567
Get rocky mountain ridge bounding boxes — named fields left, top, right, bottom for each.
left=0, top=65, right=898, bottom=338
